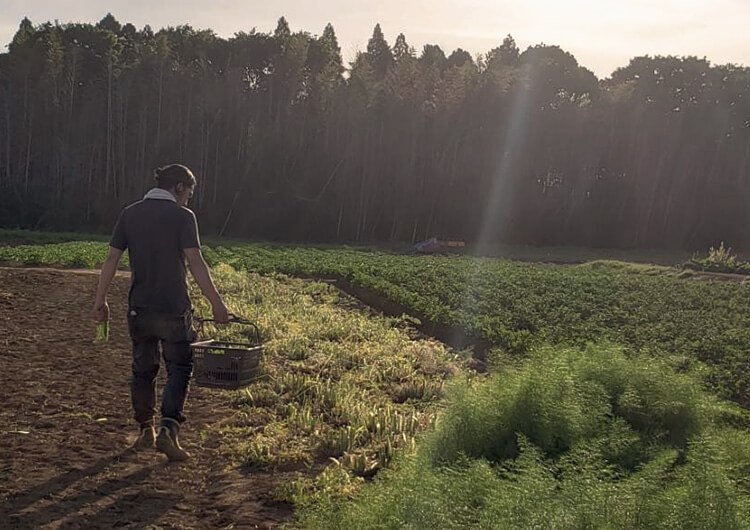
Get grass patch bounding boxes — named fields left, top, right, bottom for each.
left=189, top=264, right=462, bottom=481
left=577, top=259, right=680, bottom=276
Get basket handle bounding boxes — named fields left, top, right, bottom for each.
left=195, top=314, right=261, bottom=344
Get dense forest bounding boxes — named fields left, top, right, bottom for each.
left=0, top=14, right=748, bottom=249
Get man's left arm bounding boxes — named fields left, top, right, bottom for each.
left=180, top=209, right=229, bottom=324
left=184, top=247, right=229, bottom=324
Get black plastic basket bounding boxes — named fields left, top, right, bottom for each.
left=191, top=316, right=264, bottom=389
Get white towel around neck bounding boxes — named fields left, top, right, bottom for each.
left=143, top=188, right=177, bottom=202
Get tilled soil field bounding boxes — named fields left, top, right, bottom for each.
left=0, top=267, right=292, bottom=529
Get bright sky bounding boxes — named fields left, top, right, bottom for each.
left=1, top=0, right=748, bottom=78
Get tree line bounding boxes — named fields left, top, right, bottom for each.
left=1, top=14, right=748, bottom=250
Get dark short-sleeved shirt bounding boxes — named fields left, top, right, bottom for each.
left=110, top=198, right=200, bottom=315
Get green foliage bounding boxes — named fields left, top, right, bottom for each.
left=301, top=346, right=750, bottom=529
left=685, top=242, right=750, bottom=275
left=207, top=243, right=750, bottom=405
left=0, top=241, right=125, bottom=268
left=3, top=237, right=749, bottom=527
left=429, top=346, right=704, bottom=466
left=2, top=239, right=749, bottom=405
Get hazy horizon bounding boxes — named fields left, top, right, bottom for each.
left=1, top=0, right=748, bottom=79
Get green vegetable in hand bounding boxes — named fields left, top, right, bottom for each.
left=95, top=321, right=110, bottom=342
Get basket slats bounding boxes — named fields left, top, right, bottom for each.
left=191, top=340, right=263, bottom=389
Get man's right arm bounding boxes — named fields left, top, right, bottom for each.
left=92, top=246, right=124, bottom=322
left=184, top=247, right=229, bottom=323
left=92, top=210, right=127, bottom=322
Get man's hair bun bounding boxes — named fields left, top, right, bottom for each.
left=153, top=164, right=196, bottom=189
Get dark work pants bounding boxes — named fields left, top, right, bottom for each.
left=127, top=309, right=197, bottom=427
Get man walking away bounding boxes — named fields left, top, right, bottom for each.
left=92, top=164, right=229, bottom=461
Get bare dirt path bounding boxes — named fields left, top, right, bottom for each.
left=0, top=268, right=293, bottom=529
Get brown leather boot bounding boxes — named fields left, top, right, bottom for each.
left=155, top=418, right=190, bottom=461
left=131, top=426, right=156, bottom=451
